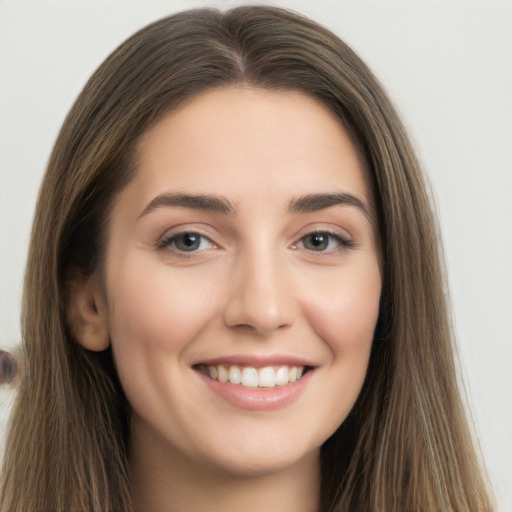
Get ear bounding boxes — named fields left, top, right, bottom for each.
left=67, top=272, right=110, bottom=352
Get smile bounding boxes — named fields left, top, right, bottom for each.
left=198, top=364, right=307, bottom=388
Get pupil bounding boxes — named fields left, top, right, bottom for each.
left=307, top=233, right=328, bottom=250
left=178, top=233, right=200, bottom=250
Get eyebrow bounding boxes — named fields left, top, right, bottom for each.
left=289, top=192, right=373, bottom=221
left=138, top=191, right=372, bottom=221
left=138, top=192, right=236, bottom=219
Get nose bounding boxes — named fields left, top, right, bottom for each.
left=223, top=249, right=298, bottom=336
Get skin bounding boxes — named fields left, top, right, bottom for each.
left=74, top=87, right=382, bottom=512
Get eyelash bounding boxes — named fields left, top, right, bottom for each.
left=157, top=229, right=353, bottom=257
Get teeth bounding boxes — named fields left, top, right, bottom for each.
left=275, top=366, right=289, bottom=386
left=258, top=367, right=276, bottom=388
left=218, top=365, right=228, bottom=383
left=204, top=364, right=306, bottom=388
left=241, top=367, right=259, bottom=387
left=228, top=365, right=241, bottom=385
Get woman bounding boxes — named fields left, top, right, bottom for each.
left=0, top=6, right=493, bottom=511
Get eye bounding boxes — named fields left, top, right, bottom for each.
left=158, top=232, right=213, bottom=253
left=297, top=231, right=351, bottom=252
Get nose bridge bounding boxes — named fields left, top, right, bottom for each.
left=223, top=239, right=296, bottom=335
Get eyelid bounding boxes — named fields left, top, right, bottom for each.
left=293, top=223, right=353, bottom=242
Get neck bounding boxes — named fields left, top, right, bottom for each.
left=129, top=423, right=321, bottom=512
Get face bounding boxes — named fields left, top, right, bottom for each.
left=101, top=87, right=381, bottom=477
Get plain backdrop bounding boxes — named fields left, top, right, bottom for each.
left=1, top=0, right=511, bottom=509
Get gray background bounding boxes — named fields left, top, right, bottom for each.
left=1, top=1, right=511, bottom=509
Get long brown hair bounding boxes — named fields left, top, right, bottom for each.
left=1, top=6, right=493, bottom=511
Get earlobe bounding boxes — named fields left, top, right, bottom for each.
left=79, top=321, right=110, bottom=352
left=68, top=272, right=110, bottom=352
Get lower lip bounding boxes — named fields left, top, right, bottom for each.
left=197, top=369, right=313, bottom=411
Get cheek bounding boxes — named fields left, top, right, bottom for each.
left=105, top=259, right=228, bottom=432
left=300, top=259, right=381, bottom=424
left=304, top=264, right=381, bottom=430
left=302, top=262, right=382, bottom=355
left=105, top=258, right=222, bottom=381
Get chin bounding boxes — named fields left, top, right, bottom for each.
left=188, top=428, right=322, bottom=479
left=205, top=447, right=319, bottom=479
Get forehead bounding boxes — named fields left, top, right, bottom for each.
left=120, top=86, right=373, bottom=219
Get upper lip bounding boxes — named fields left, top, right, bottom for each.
left=193, top=353, right=317, bottom=368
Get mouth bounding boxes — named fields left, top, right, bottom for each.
left=192, top=355, right=316, bottom=411
left=195, top=363, right=311, bottom=389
